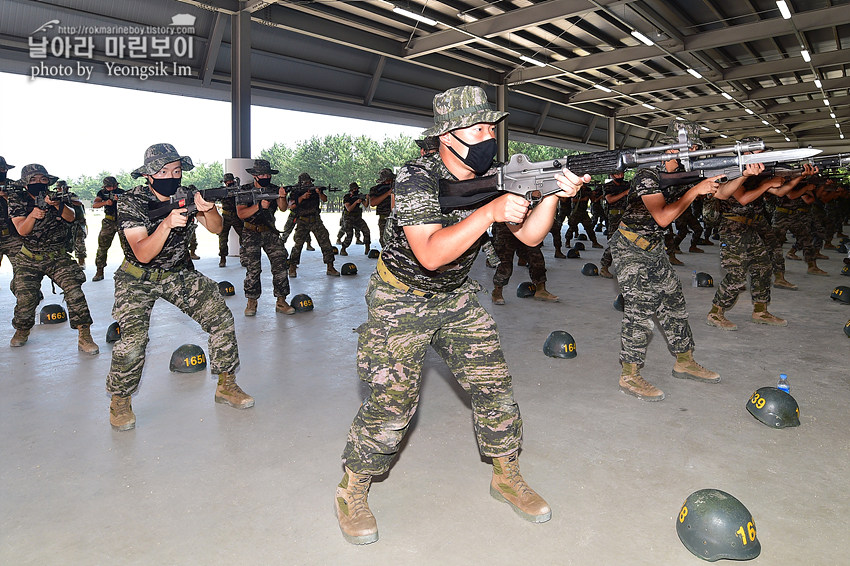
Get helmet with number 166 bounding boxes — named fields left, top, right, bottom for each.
left=676, top=489, right=760, bottom=562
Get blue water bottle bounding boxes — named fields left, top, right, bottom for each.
left=777, top=373, right=791, bottom=393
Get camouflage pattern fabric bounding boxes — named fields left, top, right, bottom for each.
left=106, top=268, right=239, bottom=396
left=341, top=215, right=370, bottom=250
left=566, top=185, right=598, bottom=243
left=241, top=228, right=290, bottom=300
left=549, top=198, right=569, bottom=250
left=610, top=231, right=695, bottom=365
left=772, top=205, right=815, bottom=264
left=117, top=185, right=192, bottom=271
left=713, top=213, right=772, bottom=309
left=1, top=191, right=22, bottom=266
left=280, top=211, right=298, bottom=244
left=672, top=205, right=703, bottom=249
left=95, top=188, right=124, bottom=218
left=369, top=182, right=393, bottom=248
left=621, top=167, right=689, bottom=242
left=187, top=224, right=198, bottom=255
left=600, top=179, right=630, bottom=269
left=492, top=221, right=547, bottom=287
left=289, top=214, right=335, bottom=265
left=12, top=248, right=91, bottom=331
left=810, top=200, right=829, bottom=246
left=94, top=218, right=119, bottom=269
left=342, top=274, right=521, bottom=475
left=218, top=197, right=243, bottom=259
left=7, top=190, right=74, bottom=252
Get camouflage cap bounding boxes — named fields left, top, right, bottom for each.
left=376, top=168, right=396, bottom=183
left=665, top=118, right=703, bottom=148
left=20, top=164, right=58, bottom=186
left=421, top=85, right=509, bottom=137
left=55, top=180, right=68, bottom=189
left=131, top=143, right=194, bottom=178
left=246, top=159, right=279, bottom=176
left=415, top=137, right=440, bottom=151
left=349, top=182, right=360, bottom=190
left=0, top=156, right=14, bottom=170
left=102, top=176, right=119, bottom=187
left=298, top=172, right=314, bottom=185
left=222, top=173, right=235, bottom=183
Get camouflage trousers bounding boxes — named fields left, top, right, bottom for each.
left=290, top=214, right=335, bottom=265
left=0, top=232, right=21, bottom=267
left=95, top=218, right=119, bottom=269
left=772, top=209, right=815, bottom=267
left=341, top=215, right=370, bottom=249
left=12, top=249, right=92, bottom=331
left=492, top=221, right=547, bottom=286
left=218, top=211, right=244, bottom=258
left=240, top=228, right=290, bottom=300
left=672, top=208, right=703, bottom=249
left=377, top=214, right=389, bottom=248
left=810, top=205, right=829, bottom=246
left=72, top=223, right=87, bottom=261
left=713, top=218, right=772, bottom=309
left=106, top=268, right=239, bottom=396
left=549, top=203, right=569, bottom=250
left=600, top=211, right=624, bottom=268
left=342, top=274, right=522, bottom=475
left=610, top=231, right=695, bottom=366
left=567, top=209, right=598, bottom=243
left=280, top=212, right=310, bottom=246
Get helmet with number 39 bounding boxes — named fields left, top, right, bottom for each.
left=677, top=489, right=761, bottom=562
left=746, top=387, right=800, bottom=428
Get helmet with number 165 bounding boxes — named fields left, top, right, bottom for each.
left=169, top=344, right=207, bottom=373
left=676, top=489, right=760, bottom=562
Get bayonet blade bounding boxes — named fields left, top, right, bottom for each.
left=741, top=147, right=822, bottom=165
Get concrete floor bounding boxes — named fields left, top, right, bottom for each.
left=1, top=211, right=849, bottom=565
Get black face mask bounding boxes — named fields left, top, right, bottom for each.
left=150, top=177, right=181, bottom=197
left=256, top=177, right=272, bottom=188
left=448, top=133, right=497, bottom=176
left=27, top=182, right=49, bottom=195
left=0, top=171, right=6, bottom=183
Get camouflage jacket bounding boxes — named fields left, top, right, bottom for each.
left=369, top=182, right=393, bottom=215
left=117, top=184, right=193, bottom=271
left=96, top=187, right=125, bottom=217
left=7, top=189, right=73, bottom=253
left=343, top=192, right=365, bottom=219
left=238, top=182, right=279, bottom=229
left=719, top=176, right=766, bottom=218
left=290, top=184, right=323, bottom=216
left=621, top=167, right=690, bottom=241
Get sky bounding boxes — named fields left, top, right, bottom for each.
left=0, top=71, right=422, bottom=181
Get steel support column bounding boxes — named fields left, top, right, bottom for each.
left=232, top=9, right=252, bottom=158
left=496, top=84, right=508, bottom=162
left=608, top=116, right=616, bottom=150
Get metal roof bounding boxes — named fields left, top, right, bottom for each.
left=1, top=0, right=847, bottom=152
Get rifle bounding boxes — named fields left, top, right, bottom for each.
left=148, top=184, right=231, bottom=221
left=32, top=190, right=74, bottom=210
left=438, top=134, right=770, bottom=210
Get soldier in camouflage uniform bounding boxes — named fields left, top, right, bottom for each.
left=599, top=171, right=630, bottom=278
left=610, top=120, right=724, bottom=402
left=91, top=176, right=125, bottom=281
left=339, top=182, right=371, bottom=256
left=705, top=142, right=790, bottom=330
left=236, top=159, right=294, bottom=316
left=217, top=173, right=243, bottom=267
left=55, top=180, right=87, bottom=267
left=8, top=164, right=99, bottom=354
left=0, top=156, right=22, bottom=273
left=368, top=168, right=395, bottom=249
left=565, top=184, right=603, bottom=248
left=287, top=172, right=339, bottom=277
left=491, top=221, right=558, bottom=304
left=549, top=196, right=570, bottom=258
left=280, top=182, right=313, bottom=249
left=771, top=178, right=828, bottom=276
left=335, top=85, right=588, bottom=545
left=106, top=143, right=253, bottom=432
left=590, top=184, right=606, bottom=232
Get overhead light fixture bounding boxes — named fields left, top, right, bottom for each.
left=784, top=136, right=791, bottom=142
left=776, top=1, right=792, bottom=19
left=745, top=108, right=755, bottom=115
left=593, top=84, right=613, bottom=93
left=631, top=30, right=654, bottom=46
left=801, top=50, right=811, bottom=62
left=841, top=134, right=846, bottom=140
left=393, top=7, right=438, bottom=26
left=519, top=55, right=546, bottom=67
left=701, top=126, right=710, bottom=131
left=686, top=68, right=702, bottom=79
left=824, top=99, right=830, bottom=106
left=642, top=103, right=657, bottom=110
left=837, top=123, right=842, bottom=128
left=762, top=120, right=771, bottom=126
left=775, top=128, right=782, bottom=134
left=814, top=79, right=823, bottom=88
left=830, top=112, right=836, bottom=118
left=721, top=92, right=734, bottom=100
left=719, top=134, right=728, bottom=138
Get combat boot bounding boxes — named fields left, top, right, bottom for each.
left=288, top=264, right=297, bottom=278
left=275, top=297, right=295, bottom=315
left=699, top=238, right=714, bottom=246
left=554, top=248, right=566, bottom=259
left=214, top=372, right=254, bottom=409
left=77, top=325, right=100, bottom=355
left=335, top=467, right=378, bottom=545
left=786, top=248, right=801, bottom=260
left=619, top=363, right=664, bottom=401
left=245, top=299, right=258, bottom=317
left=490, top=451, right=551, bottom=523
left=807, top=261, right=828, bottom=276
left=306, top=243, right=316, bottom=251
left=92, top=267, right=105, bottom=282
left=773, top=272, right=798, bottom=290
left=190, top=252, right=201, bottom=260
left=668, top=253, right=684, bottom=266
left=591, top=241, right=603, bottom=249
left=533, top=282, right=559, bottom=302
left=326, top=263, right=340, bottom=276
left=219, top=257, right=226, bottom=267
left=705, top=305, right=737, bottom=331
left=364, top=247, right=371, bottom=256
left=599, top=265, right=613, bottom=279
left=815, top=251, right=829, bottom=260
left=10, top=328, right=30, bottom=347
left=110, top=395, right=135, bottom=431
left=672, top=351, right=720, bottom=383
left=752, top=303, right=787, bottom=326
left=517, top=256, right=528, bottom=267
left=824, top=241, right=836, bottom=249
left=78, top=257, right=85, bottom=268
left=492, top=285, right=505, bottom=305
left=689, top=244, right=704, bottom=253
left=339, top=246, right=348, bottom=256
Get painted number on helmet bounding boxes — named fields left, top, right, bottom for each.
left=183, top=354, right=206, bottom=367
left=735, top=521, right=757, bottom=545
left=563, top=343, right=576, bottom=353
left=834, top=287, right=844, bottom=296
left=46, top=312, right=66, bottom=321
left=224, top=285, right=234, bottom=294
left=749, top=392, right=766, bottom=409
left=678, top=505, right=688, bottom=523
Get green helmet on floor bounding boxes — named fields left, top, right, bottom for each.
left=341, top=262, right=357, bottom=276
left=516, top=281, right=536, bottom=298
left=39, top=304, right=67, bottom=325
left=291, top=293, right=314, bottom=312
left=581, top=263, right=599, bottom=276
left=170, top=344, right=207, bottom=373
left=543, top=331, right=577, bottom=359
left=746, top=387, right=800, bottom=428
left=830, top=285, right=850, bottom=304
left=106, top=321, right=121, bottom=343
left=218, top=281, right=235, bottom=296
left=676, top=489, right=760, bottom=562
left=696, top=272, right=714, bottom=287
left=613, top=293, right=625, bottom=312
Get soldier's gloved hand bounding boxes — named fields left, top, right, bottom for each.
left=164, top=208, right=189, bottom=229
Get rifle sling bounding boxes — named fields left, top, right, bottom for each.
left=438, top=174, right=500, bottom=211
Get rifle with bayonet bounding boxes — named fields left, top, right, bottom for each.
left=438, top=131, right=799, bottom=211
left=148, top=182, right=287, bottom=220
